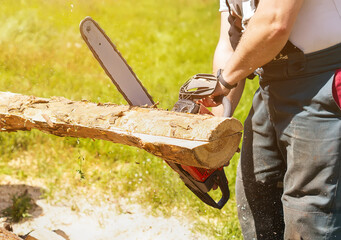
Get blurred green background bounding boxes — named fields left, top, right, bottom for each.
left=0, top=0, right=259, bottom=239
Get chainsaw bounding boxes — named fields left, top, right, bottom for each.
left=80, top=17, right=234, bottom=209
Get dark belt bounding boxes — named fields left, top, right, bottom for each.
left=248, top=41, right=303, bottom=80
left=274, top=41, right=303, bottom=60
left=262, top=42, right=341, bottom=80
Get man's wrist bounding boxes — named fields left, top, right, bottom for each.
left=217, top=69, right=238, bottom=90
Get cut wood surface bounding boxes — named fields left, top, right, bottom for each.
left=0, top=92, right=243, bottom=169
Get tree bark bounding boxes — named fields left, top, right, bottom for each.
left=0, top=92, right=243, bottom=169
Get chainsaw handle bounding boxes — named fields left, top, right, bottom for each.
left=215, top=168, right=230, bottom=209
left=167, top=162, right=231, bottom=210
left=222, top=97, right=232, bottom=118
left=212, top=98, right=231, bottom=208
left=212, top=96, right=232, bottom=118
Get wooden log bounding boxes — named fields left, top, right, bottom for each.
left=0, top=92, right=243, bottom=169
left=0, top=227, right=22, bottom=240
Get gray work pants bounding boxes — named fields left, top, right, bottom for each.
left=236, top=43, right=341, bottom=240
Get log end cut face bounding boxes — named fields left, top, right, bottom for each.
left=140, top=132, right=242, bottom=169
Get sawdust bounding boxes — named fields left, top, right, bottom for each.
left=0, top=176, right=208, bottom=240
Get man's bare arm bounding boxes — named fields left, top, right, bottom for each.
left=213, top=12, right=234, bottom=74
left=215, top=0, right=305, bottom=96
left=212, top=11, right=245, bottom=116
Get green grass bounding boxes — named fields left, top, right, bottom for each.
left=0, top=0, right=259, bottom=239
left=1, top=190, right=33, bottom=223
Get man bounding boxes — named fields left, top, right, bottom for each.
left=205, top=0, right=341, bottom=239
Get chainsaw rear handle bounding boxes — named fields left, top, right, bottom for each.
left=167, top=162, right=230, bottom=209
left=190, top=167, right=230, bottom=209
left=211, top=168, right=230, bottom=209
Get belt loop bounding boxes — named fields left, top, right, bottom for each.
left=287, top=52, right=306, bottom=76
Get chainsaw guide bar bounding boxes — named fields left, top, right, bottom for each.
left=80, top=17, right=154, bottom=106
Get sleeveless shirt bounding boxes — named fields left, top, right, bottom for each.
left=219, top=0, right=341, bottom=54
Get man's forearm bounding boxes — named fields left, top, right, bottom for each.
left=213, top=46, right=245, bottom=116
left=213, top=41, right=245, bottom=115
left=212, top=12, right=245, bottom=116
left=221, top=0, right=304, bottom=86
